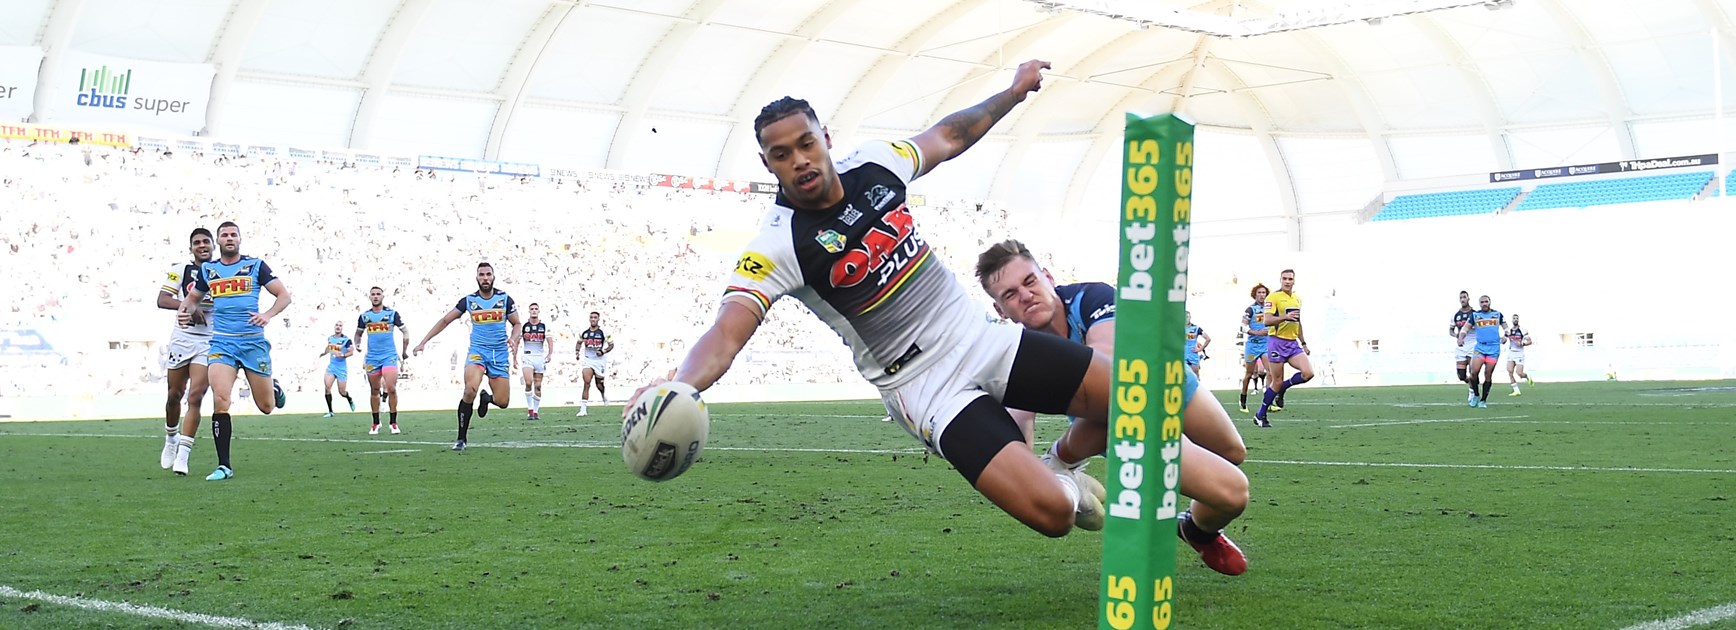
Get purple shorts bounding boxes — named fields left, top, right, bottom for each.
left=1267, top=337, right=1305, bottom=363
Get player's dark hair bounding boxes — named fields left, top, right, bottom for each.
left=754, top=97, right=819, bottom=145
left=1280, top=268, right=1295, bottom=276
left=477, top=262, right=493, bottom=271
left=528, top=302, right=538, bottom=308
left=218, top=221, right=238, bottom=233
left=370, top=286, right=383, bottom=293
left=189, top=227, right=212, bottom=242
left=973, top=239, right=1038, bottom=292
left=1249, top=283, right=1269, bottom=300
left=589, top=311, right=600, bottom=317
left=1459, top=290, right=1469, bottom=297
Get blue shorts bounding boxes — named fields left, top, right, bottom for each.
left=365, top=355, right=400, bottom=374
left=326, top=362, right=348, bottom=382
left=1474, top=342, right=1501, bottom=357
left=1185, top=352, right=1201, bottom=367
left=208, top=335, right=273, bottom=377
left=1244, top=347, right=1266, bottom=364
left=467, top=345, right=511, bottom=379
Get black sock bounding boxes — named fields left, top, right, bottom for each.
left=342, top=392, right=353, bottom=404
left=1179, top=512, right=1218, bottom=544
left=457, top=401, right=472, bottom=441
left=324, top=394, right=333, bottom=413
left=1456, top=367, right=1467, bottom=381
left=389, top=412, right=398, bottom=425
left=212, top=413, right=233, bottom=469
left=1239, top=392, right=1247, bottom=406
left=371, top=412, right=380, bottom=426
left=1481, top=381, right=1493, bottom=401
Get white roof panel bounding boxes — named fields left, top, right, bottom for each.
left=393, top=0, right=549, bottom=92
left=70, top=0, right=230, bottom=63
left=0, top=0, right=53, bottom=47
left=240, top=0, right=397, bottom=79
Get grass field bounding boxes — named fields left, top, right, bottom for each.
left=1, top=380, right=1734, bottom=629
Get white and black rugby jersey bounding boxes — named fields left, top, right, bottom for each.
left=722, top=140, right=985, bottom=389
left=162, top=262, right=215, bottom=337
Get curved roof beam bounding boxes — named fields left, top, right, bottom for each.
left=484, top=0, right=579, bottom=160
left=1293, top=29, right=1399, bottom=181
left=714, top=0, right=866, bottom=178
left=203, top=0, right=270, bottom=137
left=29, top=0, right=86, bottom=124
left=602, top=0, right=735, bottom=170
left=827, top=0, right=996, bottom=146
left=1537, top=0, right=1637, bottom=159
left=918, top=12, right=1077, bottom=125
left=1413, top=13, right=1513, bottom=169
left=1059, top=55, right=1298, bottom=248
left=348, top=0, right=434, bottom=149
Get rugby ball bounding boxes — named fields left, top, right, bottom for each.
left=621, top=381, right=709, bottom=482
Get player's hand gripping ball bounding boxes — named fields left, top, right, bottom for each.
left=621, top=381, right=709, bottom=482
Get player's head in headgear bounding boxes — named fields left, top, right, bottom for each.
left=1279, top=268, right=1296, bottom=292
left=369, top=286, right=384, bottom=308
left=475, top=262, right=495, bottom=294
left=1459, top=290, right=1470, bottom=308
left=1250, top=283, right=1269, bottom=303
left=188, top=227, right=213, bottom=263
left=973, top=239, right=1063, bottom=329
left=754, top=97, right=837, bottom=210
left=588, top=311, right=601, bottom=328
left=215, top=221, right=241, bottom=259
left=527, top=302, right=539, bottom=322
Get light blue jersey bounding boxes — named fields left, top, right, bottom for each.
left=457, top=291, right=516, bottom=350
left=193, top=256, right=278, bottom=338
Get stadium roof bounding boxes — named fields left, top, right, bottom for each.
left=5, top=0, right=1734, bottom=217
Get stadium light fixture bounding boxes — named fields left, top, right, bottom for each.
left=1023, top=0, right=1505, bottom=36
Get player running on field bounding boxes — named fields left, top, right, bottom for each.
left=1238, top=283, right=1270, bottom=413
left=1255, top=269, right=1312, bottom=428
left=1452, top=290, right=1477, bottom=405
left=356, top=287, right=409, bottom=434
left=1466, top=295, right=1506, bottom=408
left=625, top=62, right=1249, bottom=563
left=1506, top=313, right=1534, bottom=396
left=318, top=321, right=355, bottom=418
left=414, top=262, right=521, bottom=452
left=576, top=311, right=613, bottom=417
left=520, top=303, right=551, bottom=420
left=175, top=221, right=291, bottom=481
left=159, top=227, right=214, bottom=474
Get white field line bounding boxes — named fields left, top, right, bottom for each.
left=1620, top=601, right=1736, bottom=630
left=0, top=584, right=318, bottom=630
left=1246, top=459, right=1736, bottom=475
left=1330, top=415, right=1529, bottom=428
left=5, top=432, right=1730, bottom=472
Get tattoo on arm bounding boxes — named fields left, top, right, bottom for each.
left=936, top=90, right=1021, bottom=157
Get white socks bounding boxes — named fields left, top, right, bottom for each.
left=1054, top=472, right=1083, bottom=510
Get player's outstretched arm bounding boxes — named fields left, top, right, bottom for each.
left=624, top=299, right=762, bottom=416
left=413, top=309, right=462, bottom=355
left=908, top=59, right=1049, bottom=177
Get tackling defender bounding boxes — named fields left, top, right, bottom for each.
left=356, top=287, right=409, bottom=434
left=521, top=303, right=551, bottom=420
left=1255, top=269, right=1312, bottom=428
left=975, top=239, right=1249, bottom=574
left=1506, top=313, right=1534, bottom=396
left=414, top=262, right=521, bottom=452
left=1466, top=295, right=1506, bottom=408
left=626, top=62, right=1249, bottom=558
left=1238, top=284, right=1270, bottom=413
left=1452, top=290, right=1477, bottom=404
left=175, top=221, right=291, bottom=481
left=158, top=228, right=214, bottom=473
left=317, top=321, right=355, bottom=418
left=576, top=311, right=613, bottom=417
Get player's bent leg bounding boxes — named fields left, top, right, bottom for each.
left=488, top=377, right=512, bottom=408
left=245, top=369, right=278, bottom=414
left=1287, top=354, right=1316, bottom=383
left=1176, top=436, right=1250, bottom=575
left=462, top=364, right=484, bottom=404
left=1184, top=385, right=1246, bottom=465
left=999, top=330, right=1102, bottom=464
left=943, top=397, right=1088, bottom=537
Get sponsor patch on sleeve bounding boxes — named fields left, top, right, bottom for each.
left=734, top=252, right=775, bottom=282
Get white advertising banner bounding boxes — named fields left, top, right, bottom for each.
left=41, top=49, right=213, bottom=133
left=0, top=45, right=41, bottom=121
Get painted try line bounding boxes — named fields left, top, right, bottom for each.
left=1330, top=415, right=1529, bottom=428
left=1247, top=459, right=1736, bottom=475
left=1620, top=601, right=1736, bottom=630
left=6, top=432, right=1731, bottom=472
left=0, top=432, right=927, bottom=455
left=0, top=584, right=318, bottom=630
